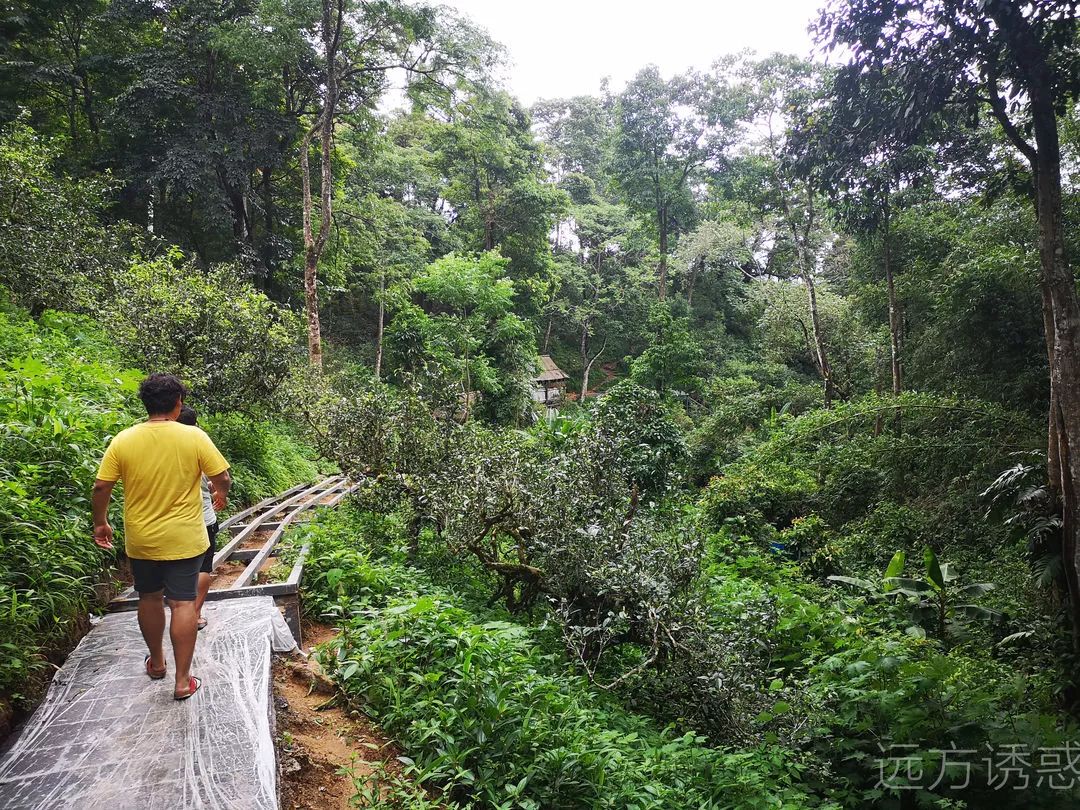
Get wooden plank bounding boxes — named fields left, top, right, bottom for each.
left=219, top=480, right=310, bottom=530
left=229, top=521, right=283, bottom=534
left=324, top=480, right=363, bottom=507
left=286, top=543, right=310, bottom=586
left=229, top=480, right=359, bottom=592
left=231, top=497, right=317, bottom=589
left=107, top=580, right=300, bottom=611
left=229, top=477, right=356, bottom=590
left=109, top=476, right=341, bottom=606
left=211, top=476, right=342, bottom=570
left=227, top=548, right=281, bottom=563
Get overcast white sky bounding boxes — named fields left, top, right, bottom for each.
left=438, top=0, right=825, bottom=104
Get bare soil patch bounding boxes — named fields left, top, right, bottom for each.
left=275, top=623, right=403, bottom=810
left=208, top=559, right=248, bottom=589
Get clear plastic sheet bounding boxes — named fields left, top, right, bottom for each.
left=0, top=597, right=297, bottom=810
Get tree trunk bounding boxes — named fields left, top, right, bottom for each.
left=374, top=268, right=385, bottom=379
left=686, top=256, right=703, bottom=307
left=220, top=174, right=251, bottom=242
left=543, top=315, right=553, bottom=354
left=484, top=184, right=496, bottom=250
left=78, top=74, right=99, bottom=142
left=873, top=345, right=884, bottom=437
left=299, top=0, right=342, bottom=369
left=883, top=199, right=902, bottom=397
left=1040, top=284, right=1060, bottom=500
left=300, top=133, right=323, bottom=368
left=802, top=269, right=837, bottom=406
left=989, top=0, right=1080, bottom=653
left=583, top=342, right=606, bottom=401
left=67, top=87, right=78, bottom=147
left=262, top=167, right=274, bottom=237
left=657, top=204, right=668, bottom=300
left=1035, top=146, right=1080, bottom=652
left=580, top=318, right=591, bottom=401
left=777, top=180, right=836, bottom=406
left=303, top=246, right=323, bottom=367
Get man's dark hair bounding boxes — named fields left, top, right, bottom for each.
left=177, top=405, right=198, bottom=426
left=138, top=373, right=187, bottom=416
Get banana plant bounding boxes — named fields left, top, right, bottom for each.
left=829, top=548, right=1002, bottom=639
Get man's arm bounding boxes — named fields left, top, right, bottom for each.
left=208, top=469, right=231, bottom=512
left=91, top=479, right=116, bottom=549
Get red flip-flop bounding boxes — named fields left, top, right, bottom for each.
left=144, top=655, right=166, bottom=680
left=173, top=676, right=202, bottom=701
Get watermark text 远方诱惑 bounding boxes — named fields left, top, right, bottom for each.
left=877, top=742, right=1080, bottom=791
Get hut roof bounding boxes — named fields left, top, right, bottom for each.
left=534, top=355, right=570, bottom=383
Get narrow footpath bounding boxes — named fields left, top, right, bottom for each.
left=0, top=479, right=354, bottom=810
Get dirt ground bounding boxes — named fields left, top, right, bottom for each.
left=275, top=622, right=403, bottom=810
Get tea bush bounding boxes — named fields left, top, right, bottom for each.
left=300, top=508, right=826, bottom=809
left=200, top=414, right=325, bottom=506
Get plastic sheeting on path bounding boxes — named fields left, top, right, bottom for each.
left=0, top=597, right=297, bottom=810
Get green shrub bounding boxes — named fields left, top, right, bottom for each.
left=0, top=311, right=141, bottom=701
left=687, top=361, right=821, bottom=481
left=590, top=380, right=688, bottom=495
left=301, top=509, right=824, bottom=809
left=700, top=459, right=816, bottom=540
left=805, top=632, right=1078, bottom=807
left=201, top=414, right=322, bottom=506
left=105, top=251, right=303, bottom=412
left=326, top=596, right=818, bottom=809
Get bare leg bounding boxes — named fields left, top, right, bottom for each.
left=195, top=572, right=211, bottom=623
left=137, top=592, right=166, bottom=672
left=169, top=599, right=198, bottom=694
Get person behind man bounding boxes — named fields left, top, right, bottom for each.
left=91, top=374, right=231, bottom=700
left=177, top=405, right=218, bottom=631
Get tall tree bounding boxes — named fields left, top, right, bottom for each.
left=0, top=0, right=110, bottom=149
left=531, top=94, right=613, bottom=185
left=108, top=0, right=293, bottom=263
left=816, top=0, right=1080, bottom=646
left=747, top=56, right=840, bottom=404
left=427, top=88, right=567, bottom=304
left=386, top=252, right=536, bottom=424
left=294, top=0, right=494, bottom=366
left=611, top=65, right=742, bottom=299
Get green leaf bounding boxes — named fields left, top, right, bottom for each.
left=956, top=582, right=995, bottom=598
left=883, top=550, right=906, bottom=585
left=952, top=605, right=1003, bottom=623
left=882, top=577, right=933, bottom=594
left=924, top=547, right=944, bottom=592
left=997, top=631, right=1033, bottom=647
left=827, top=575, right=878, bottom=593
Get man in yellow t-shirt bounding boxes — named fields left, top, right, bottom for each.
left=92, top=373, right=232, bottom=701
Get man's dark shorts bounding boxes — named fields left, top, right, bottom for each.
left=199, top=522, right=220, bottom=575
left=131, top=553, right=205, bottom=601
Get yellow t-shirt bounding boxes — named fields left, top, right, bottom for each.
left=96, top=421, right=230, bottom=560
